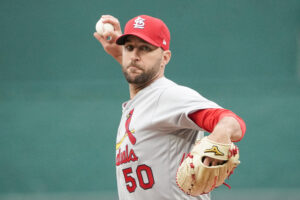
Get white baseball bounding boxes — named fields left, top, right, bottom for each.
left=95, top=19, right=114, bottom=35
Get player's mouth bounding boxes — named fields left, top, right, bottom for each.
left=127, top=65, right=143, bottom=73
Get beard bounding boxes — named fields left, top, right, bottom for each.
left=122, top=62, right=161, bottom=85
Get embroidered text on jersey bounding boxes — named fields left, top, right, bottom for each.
left=134, top=17, right=145, bottom=29
left=204, top=145, right=224, bottom=156
left=116, top=144, right=138, bottom=166
left=116, top=109, right=136, bottom=150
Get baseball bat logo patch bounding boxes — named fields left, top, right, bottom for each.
left=204, top=146, right=224, bottom=156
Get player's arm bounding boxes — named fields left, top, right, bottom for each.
left=188, top=108, right=246, bottom=144
left=93, top=15, right=123, bottom=65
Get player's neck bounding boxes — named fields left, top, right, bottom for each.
left=129, top=74, right=164, bottom=99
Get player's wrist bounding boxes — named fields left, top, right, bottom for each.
left=211, top=116, right=242, bottom=142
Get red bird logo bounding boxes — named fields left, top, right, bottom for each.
left=116, top=109, right=136, bottom=149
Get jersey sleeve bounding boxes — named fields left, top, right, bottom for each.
left=188, top=108, right=246, bottom=142
left=151, top=85, right=221, bottom=131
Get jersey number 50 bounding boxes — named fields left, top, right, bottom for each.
left=122, top=164, right=155, bottom=193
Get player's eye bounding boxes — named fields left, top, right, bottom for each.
left=125, top=45, right=134, bottom=51
left=140, top=45, right=152, bottom=52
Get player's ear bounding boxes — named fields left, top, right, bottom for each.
left=162, top=50, right=171, bottom=67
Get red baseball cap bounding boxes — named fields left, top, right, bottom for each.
left=116, top=15, right=170, bottom=50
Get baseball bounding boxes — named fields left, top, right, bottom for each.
left=95, top=19, right=114, bottom=35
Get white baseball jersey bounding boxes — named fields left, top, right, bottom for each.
left=115, top=77, right=221, bottom=200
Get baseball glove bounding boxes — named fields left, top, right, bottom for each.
left=176, top=136, right=240, bottom=196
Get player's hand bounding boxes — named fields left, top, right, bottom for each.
left=203, top=116, right=241, bottom=166
left=193, top=135, right=228, bottom=167
left=94, top=15, right=123, bottom=64
left=204, top=126, right=230, bottom=167
left=202, top=156, right=226, bottom=166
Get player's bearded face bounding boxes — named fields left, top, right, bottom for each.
left=122, top=36, right=165, bottom=85
left=122, top=54, right=163, bottom=85
left=122, top=43, right=162, bottom=85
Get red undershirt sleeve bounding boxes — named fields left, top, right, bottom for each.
left=188, top=108, right=246, bottom=142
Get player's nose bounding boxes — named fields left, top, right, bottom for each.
left=130, top=49, right=140, bottom=62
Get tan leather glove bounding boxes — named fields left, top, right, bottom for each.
left=176, top=136, right=240, bottom=196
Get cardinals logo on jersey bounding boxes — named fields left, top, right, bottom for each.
left=116, top=109, right=139, bottom=166
left=116, top=109, right=136, bottom=150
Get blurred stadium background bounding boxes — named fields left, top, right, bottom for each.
left=1, top=0, right=299, bottom=199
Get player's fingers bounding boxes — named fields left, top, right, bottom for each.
left=93, top=32, right=111, bottom=46
left=102, top=32, right=113, bottom=42
left=94, top=32, right=102, bottom=41
left=100, top=16, right=119, bottom=24
left=101, top=15, right=119, bottom=22
left=100, top=16, right=122, bottom=32
left=94, top=15, right=122, bottom=43
left=202, top=157, right=213, bottom=167
left=101, top=14, right=116, bottom=19
left=218, top=160, right=225, bottom=165
left=213, top=158, right=226, bottom=166
left=94, top=32, right=105, bottom=43
left=102, top=19, right=122, bottom=33
left=212, top=160, right=218, bottom=166
left=102, top=31, right=120, bottom=43
left=203, top=157, right=225, bottom=166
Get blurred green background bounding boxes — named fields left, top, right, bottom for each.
left=1, top=0, right=300, bottom=199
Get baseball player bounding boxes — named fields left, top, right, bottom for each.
left=94, top=15, right=246, bottom=200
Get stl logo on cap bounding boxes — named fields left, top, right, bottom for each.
left=116, top=15, right=170, bottom=50
left=133, top=16, right=145, bottom=29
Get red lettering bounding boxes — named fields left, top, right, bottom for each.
left=129, top=149, right=138, bottom=162
left=136, top=165, right=154, bottom=190
left=123, top=167, right=137, bottom=193
left=122, top=165, right=155, bottom=193
left=116, top=145, right=139, bottom=166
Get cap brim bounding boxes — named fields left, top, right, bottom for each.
left=116, top=33, right=160, bottom=48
